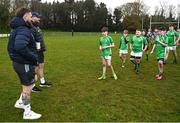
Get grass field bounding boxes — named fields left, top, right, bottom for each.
left=0, top=32, right=179, bottom=122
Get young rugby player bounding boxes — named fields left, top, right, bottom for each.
left=166, top=25, right=180, bottom=64
left=98, top=27, right=118, bottom=80
left=130, top=29, right=148, bottom=74
left=142, top=30, right=149, bottom=61
left=151, top=27, right=168, bottom=80
left=119, top=30, right=130, bottom=68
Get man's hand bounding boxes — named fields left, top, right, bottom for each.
left=99, top=46, right=103, bottom=50
left=99, top=46, right=107, bottom=50
left=101, top=46, right=108, bottom=50
left=143, top=45, right=147, bottom=52
left=150, top=51, right=153, bottom=54
left=174, top=41, right=179, bottom=46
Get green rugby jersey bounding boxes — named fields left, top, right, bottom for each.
left=131, top=35, right=147, bottom=53
left=119, top=35, right=130, bottom=50
left=99, top=36, right=113, bottom=57
left=166, top=30, right=179, bottom=46
left=155, top=35, right=168, bottom=59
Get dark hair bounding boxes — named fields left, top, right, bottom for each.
left=136, top=29, right=141, bottom=31
left=142, top=29, right=146, bottom=32
left=16, top=8, right=31, bottom=18
left=158, top=27, right=165, bottom=31
left=169, top=24, right=174, bottom=27
left=101, top=27, right=108, bottom=32
left=123, top=30, right=128, bottom=33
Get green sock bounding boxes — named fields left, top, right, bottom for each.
left=131, top=60, right=137, bottom=70
left=137, top=63, right=140, bottom=71
left=131, top=60, right=137, bottom=65
left=113, top=72, right=116, bottom=76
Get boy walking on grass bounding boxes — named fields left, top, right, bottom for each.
left=119, top=30, right=130, bottom=68
left=165, top=25, right=180, bottom=64
left=142, top=30, right=150, bottom=61
left=130, top=29, right=148, bottom=74
left=151, top=27, right=168, bottom=80
left=98, top=27, right=117, bottom=80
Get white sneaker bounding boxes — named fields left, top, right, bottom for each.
left=14, top=100, right=25, bottom=109
left=23, top=110, right=42, bottom=120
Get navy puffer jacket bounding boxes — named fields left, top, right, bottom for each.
left=7, top=17, right=38, bottom=65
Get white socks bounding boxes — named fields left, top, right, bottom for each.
left=24, top=104, right=31, bottom=114
left=18, top=94, right=23, bottom=103
left=18, top=94, right=31, bottom=114
left=40, top=77, right=45, bottom=84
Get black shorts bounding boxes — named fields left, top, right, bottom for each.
left=130, top=55, right=141, bottom=60
left=37, top=52, right=44, bottom=64
left=157, top=58, right=164, bottom=62
left=13, top=62, right=35, bottom=86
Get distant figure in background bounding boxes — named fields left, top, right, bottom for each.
left=146, top=28, right=153, bottom=45
left=177, top=29, right=180, bottom=46
left=151, top=27, right=168, bottom=80
left=142, top=30, right=149, bottom=61
left=7, top=8, right=41, bottom=120
left=72, top=29, right=74, bottom=37
left=152, top=28, right=158, bottom=43
left=119, top=30, right=130, bottom=68
left=177, top=29, right=180, bottom=35
left=31, top=12, right=52, bottom=92
left=165, top=25, right=180, bottom=64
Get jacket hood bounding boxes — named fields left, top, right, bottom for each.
left=10, top=17, right=27, bottom=29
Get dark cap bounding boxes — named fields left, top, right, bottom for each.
left=32, top=12, right=41, bottom=18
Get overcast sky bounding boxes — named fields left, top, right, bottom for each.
left=41, top=0, right=180, bottom=15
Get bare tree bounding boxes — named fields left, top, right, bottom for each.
left=120, top=0, right=149, bottom=18
left=168, top=5, right=176, bottom=20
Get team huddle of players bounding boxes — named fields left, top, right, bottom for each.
left=98, top=25, right=180, bottom=80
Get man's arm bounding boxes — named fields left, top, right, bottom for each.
left=156, top=40, right=168, bottom=47
left=150, top=44, right=156, bottom=54
left=175, top=34, right=180, bottom=45
left=130, top=43, right=132, bottom=51
left=102, top=43, right=115, bottom=49
left=143, top=45, right=147, bottom=52
left=143, top=37, right=148, bottom=51
left=99, top=46, right=103, bottom=50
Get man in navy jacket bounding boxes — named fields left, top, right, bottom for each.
left=7, top=8, right=41, bottom=120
